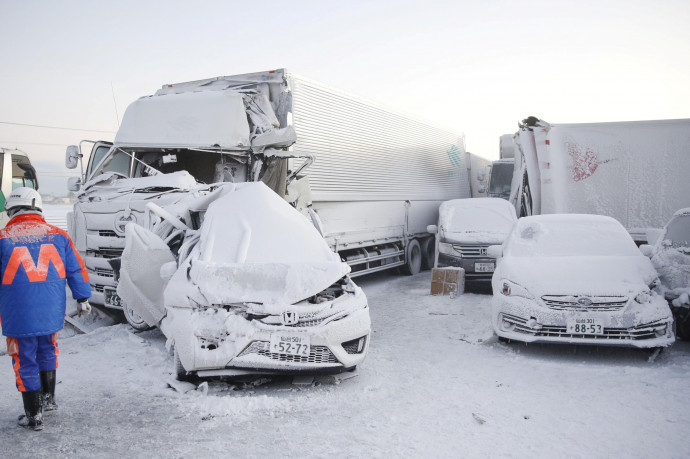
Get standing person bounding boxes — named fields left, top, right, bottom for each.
left=0, top=187, right=92, bottom=431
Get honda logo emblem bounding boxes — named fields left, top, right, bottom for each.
left=479, top=248, right=488, bottom=256
left=281, top=311, right=299, bottom=325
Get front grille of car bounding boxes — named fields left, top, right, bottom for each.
left=98, top=230, right=119, bottom=238
left=450, top=245, right=489, bottom=259
left=541, top=295, right=628, bottom=311
left=237, top=341, right=339, bottom=364
left=502, top=314, right=665, bottom=341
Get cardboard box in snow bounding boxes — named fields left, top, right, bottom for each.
left=430, top=267, right=465, bottom=297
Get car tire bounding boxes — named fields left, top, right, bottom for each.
left=420, top=237, right=435, bottom=271
left=174, top=346, right=193, bottom=382
left=401, top=239, right=422, bottom=276
left=123, top=301, right=153, bottom=332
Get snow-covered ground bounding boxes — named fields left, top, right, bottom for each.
left=1, top=271, right=689, bottom=458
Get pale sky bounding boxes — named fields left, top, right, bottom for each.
left=1, top=0, right=689, bottom=194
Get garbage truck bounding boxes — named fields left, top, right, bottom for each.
left=65, top=69, right=471, bottom=328
left=509, top=117, right=690, bottom=243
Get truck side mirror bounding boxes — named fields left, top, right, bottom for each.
left=427, top=225, right=438, bottom=234
left=66, top=145, right=80, bottom=169
left=487, top=245, right=503, bottom=258
left=67, top=176, right=82, bottom=192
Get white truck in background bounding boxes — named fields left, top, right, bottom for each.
left=65, top=69, right=471, bottom=328
left=0, top=148, right=39, bottom=228
left=509, top=116, right=690, bottom=243
left=485, top=134, right=515, bottom=201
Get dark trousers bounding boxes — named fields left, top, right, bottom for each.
left=6, top=333, right=58, bottom=392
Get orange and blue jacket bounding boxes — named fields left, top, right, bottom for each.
left=0, top=214, right=91, bottom=337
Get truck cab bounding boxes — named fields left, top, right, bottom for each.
left=0, top=148, right=39, bottom=228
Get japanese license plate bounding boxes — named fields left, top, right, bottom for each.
left=567, top=317, right=605, bottom=335
left=104, top=287, right=122, bottom=308
left=475, top=262, right=495, bottom=273
left=269, top=333, right=311, bottom=357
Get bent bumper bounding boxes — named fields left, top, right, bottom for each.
left=492, top=297, right=675, bottom=348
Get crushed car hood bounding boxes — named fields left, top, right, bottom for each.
left=165, top=182, right=350, bottom=307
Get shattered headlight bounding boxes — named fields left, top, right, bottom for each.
left=635, top=290, right=652, bottom=304
left=500, top=280, right=533, bottom=299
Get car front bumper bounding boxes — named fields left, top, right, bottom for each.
left=165, top=292, right=371, bottom=376
left=492, top=296, right=675, bottom=348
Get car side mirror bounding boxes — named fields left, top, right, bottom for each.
left=487, top=245, right=503, bottom=258
left=66, top=145, right=80, bottom=169
left=427, top=225, right=438, bottom=234
left=67, top=176, right=82, bottom=192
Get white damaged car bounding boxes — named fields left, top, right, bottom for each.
left=117, top=181, right=371, bottom=379
left=489, top=214, right=674, bottom=348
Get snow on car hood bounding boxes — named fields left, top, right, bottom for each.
left=168, top=182, right=349, bottom=306
left=499, top=256, right=658, bottom=297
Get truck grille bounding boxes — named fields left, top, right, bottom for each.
left=237, top=341, right=339, bottom=364
left=541, top=295, right=628, bottom=311
left=450, top=245, right=489, bottom=258
left=87, top=248, right=124, bottom=259
left=94, top=268, right=115, bottom=278
left=501, top=314, right=666, bottom=341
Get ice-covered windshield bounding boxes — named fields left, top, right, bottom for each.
left=489, top=162, right=513, bottom=196
left=664, top=214, right=690, bottom=249
left=506, top=215, right=640, bottom=257
left=440, top=198, right=516, bottom=234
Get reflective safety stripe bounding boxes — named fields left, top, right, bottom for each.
left=7, top=338, right=26, bottom=392
left=51, top=332, right=59, bottom=369
left=2, top=244, right=66, bottom=284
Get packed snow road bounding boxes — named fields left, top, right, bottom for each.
left=2, top=272, right=689, bottom=458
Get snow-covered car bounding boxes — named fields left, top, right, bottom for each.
left=489, top=214, right=674, bottom=348
left=641, top=208, right=690, bottom=338
left=427, top=198, right=517, bottom=285
left=117, top=181, right=371, bottom=379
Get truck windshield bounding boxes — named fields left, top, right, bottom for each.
left=132, top=150, right=248, bottom=184
left=489, top=163, right=513, bottom=198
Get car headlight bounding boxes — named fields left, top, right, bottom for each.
left=500, top=280, right=533, bottom=299
left=635, top=290, right=651, bottom=304
left=437, top=242, right=457, bottom=256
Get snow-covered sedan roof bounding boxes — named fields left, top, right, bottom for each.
left=506, top=214, right=640, bottom=258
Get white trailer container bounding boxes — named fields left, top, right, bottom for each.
left=66, top=69, right=471, bottom=318
left=510, top=117, right=690, bottom=242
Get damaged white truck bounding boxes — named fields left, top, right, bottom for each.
left=65, top=69, right=470, bottom=377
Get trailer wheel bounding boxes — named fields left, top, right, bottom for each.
left=401, top=239, right=422, bottom=275
left=123, top=301, right=153, bottom=332
left=421, top=237, right=435, bottom=271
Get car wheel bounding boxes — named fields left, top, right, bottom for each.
left=123, top=301, right=152, bottom=332
left=401, top=239, right=422, bottom=276
left=174, top=346, right=193, bottom=382
left=420, top=237, right=435, bottom=271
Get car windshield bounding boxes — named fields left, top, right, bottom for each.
left=664, top=214, right=690, bottom=249
left=440, top=200, right=515, bottom=234
left=506, top=216, right=641, bottom=257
